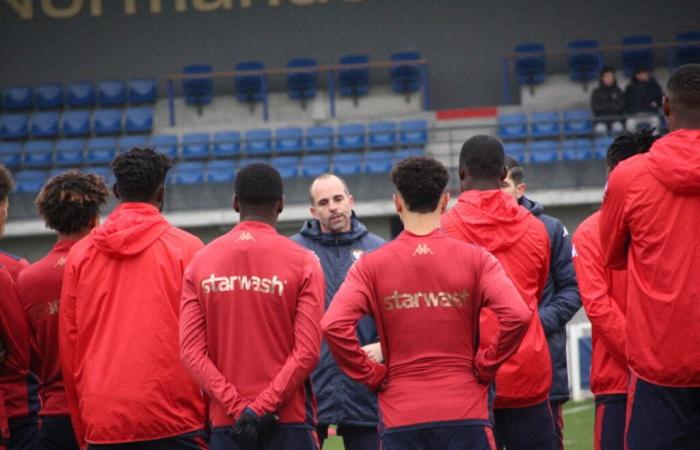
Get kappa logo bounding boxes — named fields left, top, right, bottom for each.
left=412, top=243, right=433, bottom=256
left=352, top=250, right=364, bottom=261
left=571, top=244, right=578, bottom=258
left=237, top=232, right=255, bottom=242
left=54, top=257, right=67, bottom=268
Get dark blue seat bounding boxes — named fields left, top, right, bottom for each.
left=338, top=54, right=370, bottom=104
left=368, top=122, right=397, bottom=148
left=0, top=142, right=22, bottom=168
left=212, top=131, right=241, bottom=157
left=363, top=151, right=393, bottom=173
left=270, top=155, right=300, bottom=178
left=504, top=142, right=527, bottom=163
left=594, top=136, right=615, bottom=160
left=128, top=78, right=157, bottom=104
left=337, top=123, right=366, bottom=150
left=305, top=126, right=334, bottom=152
left=562, top=138, right=593, bottom=161
left=622, top=36, right=654, bottom=78
left=529, top=140, right=559, bottom=163
left=672, top=31, right=700, bottom=67
left=563, top=109, right=593, bottom=136
left=87, top=137, right=118, bottom=164
left=0, top=114, right=29, bottom=140
left=182, top=133, right=210, bottom=159
left=287, top=58, right=317, bottom=106
left=392, top=148, right=424, bottom=162
left=2, top=85, right=33, bottom=111
left=237, top=158, right=268, bottom=170
left=235, top=61, right=266, bottom=107
left=390, top=51, right=421, bottom=96
left=83, top=166, right=114, bottom=185
left=182, top=64, right=213, bottom=107
left=97, top=81, right=127, bottom=106
left=93, top=109, right=122, bottom=136
left=67, top=82, right=96, bottom=108
left=170, top=162, right=206, bottom=185
left=498, top=113, right=528, bottom=140
left=149, top=134, right=179, bottom=160
left=62, top=110, right=91, bottom=137
left=124, top=107, right=153, bottom=134
left=14, top=170, right=48, bottom=194
left=31, top=111, right=61, bottom=138
left=118, top=135, right=148, bottom=153
left=275, top=127, right=303, bottom=153
left=206, top=160, right=237, bottom=183
left=55, top=139, right=85, bottom=166
left=301, top=154, right=330, bottom=178
left=244, top=129, right=272, bottom=155
left=568, top=40, right=603, bottom=84
left=514, top=43, right=546, bottom=87
left=530, top=111, right=560, bottom=138
left=35, top=84, right=63, bottom=110
left=332, top=152, right=362, bottom=175
left=23, top=141, right=54, bottom=167
left=399, top=119, right=428, bottom=146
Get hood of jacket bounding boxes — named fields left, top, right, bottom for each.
left=646, top=129, right=700, bottom=195
left=90, top=203, right=171, bottom=258
left=298, top=212, right=369, bottom=246
left=518, top=195, right=544, bottom=217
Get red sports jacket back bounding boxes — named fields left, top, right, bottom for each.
left=180, top=221, right=324, bottom=428
left=0, top=250, right=28, bottom=281
left=59, top=203, right=207, bottom=445
left=572, top=212, right=628, bottom=395
left=441, top=190, right=552, bottom=408
left=600, top=129, right=700, bottom=387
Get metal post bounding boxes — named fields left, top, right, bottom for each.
left=262, top=75, right=269, bottom=122
left=167, top=78, right=175, bottom=127
left=328, top=70, right=336, bottom=119
left=501, top=57, right=512, bottom=105
left=420, top=63, right=430, bottom=111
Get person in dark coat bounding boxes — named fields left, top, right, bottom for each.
left=502, top=157, right=582, bottom=450
left=591, top=67, right=625, bottom=134
left=624, top=67, right=663, bottom=131
left=291, top=174, right=384, bottom=450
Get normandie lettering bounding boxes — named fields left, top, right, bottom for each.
left=383, top=290, right=470, bottom=311
left=201, top=273, right=285, bottom=296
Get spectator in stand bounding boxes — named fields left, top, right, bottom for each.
left=591, top=67, right=625, bottom=135
left=624, top=67, right=663, bottom=132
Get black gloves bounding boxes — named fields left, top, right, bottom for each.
left=231, top=408, right=279, bottom=450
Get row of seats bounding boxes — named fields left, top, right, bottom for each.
left=505, top=137, right=614, bottom=163
left=1, top=79, right=157, bottom=112
left=0, top=108, right=153, bottom=140
left=498, top=110, right=596, bottom=139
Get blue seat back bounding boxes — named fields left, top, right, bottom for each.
left=390, top=51, right=421, bottom=94
left=393, top=148, right=424, bottom=162
left=31, top=111, right=60, bottom=138
left=287, top=58, right=317, bottom=100
left=118, top=135, right=149, bottom=153
left=62, top=110, right=91, bottom=137
left=87, top=137, right=118, bottom=164
left=24, top=141, right=54, bottom=167
left=271, top=155, right=300, bottom=178
left=673, top=31, right=700, bottom=67
left=182, top=64, right=213, bottom=106
left=0, top=142, right=22, bottom=168
left=3, top=85, right=33, bottom=111
left=498, top=113, right=528, bottom=139
left=568, top=40, right=603, bottom=82
left=212, top=131, right=241, bottom=157
left=504, top=142, right=527, bottom=163
left=83, top=166, right=114, bottom=184
left=332, top=152, right=362, bottom=175
left=622, top=36, right=654, bottom=78
left=562, top=138, right=593, bottom=161
left=1, top=114, right=30, bottom=140
left=35, top=84, right=63, bottom=110
left=149, top=134, right=179, bottom=160
left=337, top=123, right=366, bottom=150
left=14, top=170, right=48, bottom=193
left=563, top=109, right=593, bottom=135
left=67, top=82, right=96, bottom=108
left=363, top=151, right=393, bottom=173
left=369, top=122, right=397, bottom=148
left=171, top=161, right=206, bottom=185
left=206, top=159, right=237, bottom=183
left=128, top=78, right=157, bottom=104
left=93, top=109, right=123, bottom=136
left=235, top=61, right=266, bottom=103
left=530, top=111, right=560, bottom=137
left=399, top=119, right=428, bottom=146
left=301, top=154, right=330, bottom=178
left=305, top=126, right=334, bottom=152
left=125, top=107, right=153, bottom=134
left=97, top=80, right=127, bottom=106
left=182, top=132, right=210, bottom=159
left=514, top=43, right=546, bottom=86
left=338, top=54, right=370, bottom=97
left=55, top=139, right=85, bottom=165
left=529, top=140, right=559, bottom=163
left=275, top=127, right=303, bottom=153
left=244, top=129, right=272, bottom=154
left=594, top=136, right=615, bottom=159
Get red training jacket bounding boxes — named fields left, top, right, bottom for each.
left=441, top=190, right=552, bottom=408
left=322, top=229, right=532, bottom=429
left=572, top=212, right=628, bottom=395
left=180, top=221, right=324, bottom=427
left=0, top=250, right=28, bottom=281
left=600, top=129, right=700, bottom=387
left=59, top=203, right=207, bottom=446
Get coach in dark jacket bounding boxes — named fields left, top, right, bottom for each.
left=292, top=174, right=384, bottom=450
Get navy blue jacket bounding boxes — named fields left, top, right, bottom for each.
left=520, top=196, right=581, bottom=403
left=291, top=215, right=385, bottom=427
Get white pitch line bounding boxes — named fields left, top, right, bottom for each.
left=564, top=403, right=594, bottom=415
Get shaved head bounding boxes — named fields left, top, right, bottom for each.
left=309, top=174, right=354, bottom=234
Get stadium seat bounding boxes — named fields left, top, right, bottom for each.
left=530, top=111, right=560, bottom=138
left=270, top=155, right=300, bottom=178
left=392, top=148, right=424, bottom=162
left=97, top=80, right=127, bottom=106
left=504, top=142, right=527, bottom=163
left=93, top=109, right=123, bottom=136
left=149, top=134, right=179, bottom=160
left=301, top=154, right=330, bottom=178
left=0, top=142, right=22, bottom=168
left=287, top=58, right=317, bottom=107
left=514, top=43, right=546, bottom=89
left=563, top=109, right=593, bottom=136
left=87, top=137, right=118, bottom=164
left=182, top=64, right=213, bottom=107
left=237, top=158, right=268, bottom=170
left=399, top=119, right=428, bottom=146
left=2, top=85, right=33, bottom=111
left=55, top=139, right=86, bottom=166
left=1, top=114, right=30, bottom=140
left=562, top=138, right=593, bottom=161
left=244, top=129, right=272, bottom=155
left=31, top=111, right=61, bottom=139
left=363, top=151, right=393, bottom=173
left=14, top=170, right=48, bottom=194
left=206, top=159, right=237, bottom=183
left=171, top=162, right=206, bottom=185
left=23, top=141, right=54, bottom=167
left=568, top=40, right=603, bottom=85
left=338, top=54, right=370, bottom=104
left=593, top=136, right=614, bottom=160
left=235, top=61, right=266, bottom=109
left=622, top=35, right=654, bottom=78
left=390, top=51, right=421, bottom=98
left=212, top=131, right=241, bottom=157
left=672, top=31, right=700, bottom=67
left=83, top=166, right=114, bottom=185
left=275, top=127, right=303, bottom=154
left=124, top=107, right=153, bottom=134
left=66, top=82, right=96, bottom=108
left=35, top=84, right=63, bottom=110
left=368, top=122, right=397, bottom=148
left=118, top=135, right=148, bottom=153
left=305, top=126, right=334, bottom=152
left=497, top=113, right=528, bottom=140
left=128, top=78, right=157, bottom=104
left=62, top=110, right=91, bottom=137
left=529, top=140, right=559, bottom=163
left=337, top=123, right=366, bottom=150
left=182, top=132, right=210, bottom=159
left=332, top=152, right=363, bottom=175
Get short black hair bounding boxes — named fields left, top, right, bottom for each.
left=110, top=147, right=171, bottom=201
left=606, top=128, right=658, bottom=171
left=35, top=170, right=110, bottom=234
left=235, top=163, right=283, bottom=206
left=0, top=164, right=12, bottom=203
left=391, top=157, right=449, bottom=213
left=459, top=135, right=505, bottom=180
left=504, top=156, right=525, bottom=185
left=667, top=64, right=700, bottom=110
left=600, top=66, right=615, bottom=76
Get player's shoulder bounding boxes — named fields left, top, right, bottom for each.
left=362, top=231, right=386, bottom=249
left=609, top=152, right=651, bottom=186
left=573, top=211, right=600, bottom=243
left=162, top=225, right=204, bottom=249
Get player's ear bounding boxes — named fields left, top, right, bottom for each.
left=113, top=183, right=120, bottom=200
left=663, top=95, right=671, bottom=118
left=277, top=196, right=284, bottom=214
left=440, top=192, right=450, bottom=213
left=233, top=195, right=240, bottom=213
left=458, top=166, right=466, bottom=181
left=517, top=182, right=527, bottom=197
left=393, top=194, right=402, bottom=214
left=499, top=166, right=508, bottom=182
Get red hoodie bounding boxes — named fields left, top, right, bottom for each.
left=0, top=251, right=28, bottom=282
left=572, top=212, right=628, bottom=395
left=59, top=203, right=207, bottom=446
left=600, top=129, right=700, bottom=387
left=441, top=190, right=552, bottom=408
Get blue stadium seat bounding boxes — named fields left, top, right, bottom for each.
left=529, top=140, right=559, bottom=163
left=150, top=134, right=179, bottom=160
left=0, top=142, right=22, bottom=168
left=212, top=131, right=241, bottom=157
left=672, top=31, right=700, bottom=67
left=338, top=54, right=370, bottom=104
left=270, top=155, right=300, bottom=178
left=568, top=40, right=603, bottom=84
left=171, top=162, right=206, bottom=185
left=498, top=113, right=528, bottom=140
left=399, top=119, right=428, bottom=146
left=93, top=109, right=122, bottom=136
left=275, top=127, right=303, bottom=154
left=23, top=141, right=54, bottom=167
left=182, top=64, right=213, bottom=107
left=337, top=123, right=366, bottom=150
left=563, top=109, right=593, bottom=136
left=237, top=158, right=268, bottom=170
left=1, top=114, right=30, bottom=140
left=305, top=126, right=334, bottom=152
left=2, top=85, right=33, bottom=111
left=182, top=132, right=210, bottom=159
left=244, top=129, right=272, bottom=155
left=206, top=159, right=237, bottom=183
left=301, top=154, right=330, bottom=178
left=83, top=166, right=114, bottom=185
left=332, top=152, right=363, bottom=175
left=67, top=82, right=96, bottom=108
left=55, top=139, right=85, bottom=166
left=392, top=148, right=424, bottom=162
left=124, top=107, right=153, bottom=134
left=368, top=122, right=397, bottom=148
left=235, top=61, right=266, bottom=107
left=504, top=142, right=527, bottom=163
left=287, top=58, right=317, bottom=106
left=62, top=110, right=91, bottom=137
left=390, top=51, right=421, bottom=97
left=530, top=111, right=560, bottom=138
left=87, top=137, right=118, bottom=164
left=31, top=111, right=61, bottom=139
left=97, top=81, right=127, bottom=106
left=48, top=168, right=76, bottom=179
left=118, top=135, right=148, bottom=153
left=363, top=151, right=393, bottom=173
left=128, top=78, right=157, bottom=104
left=622, top=36, right=654, bottom=78
left=14, top=170, right=48, bottom=194
left=514, top=43, right=546, bottom=87
left=562, top=138, right=593, bottom=161
left=593, top=136, right=615, bottom=160
left=35, top=84, right=63, bottom=110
